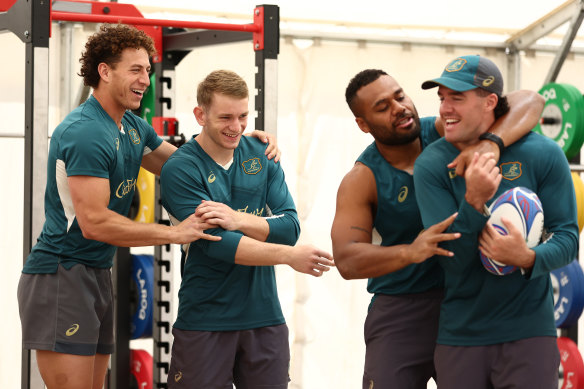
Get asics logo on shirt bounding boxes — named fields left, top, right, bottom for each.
left=66, top=324, right=80, bottom=336
left=398, top=186, right=408, bottom=203
left=116, top=178, right=137, bottom=198
left=174, top=371, right=183, bottom=382
left=208, top=173, right=216, bottom=183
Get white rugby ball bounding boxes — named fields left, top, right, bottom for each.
left=479, top=187, right=544, bottom=276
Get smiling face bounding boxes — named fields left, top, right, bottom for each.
left=353, top=75, right=421, bottom=146
left=438, top=86, right=497, bottom=149
left=99, top=47, right=151, bottom=114
left=195, top=92, right=249, bottom=154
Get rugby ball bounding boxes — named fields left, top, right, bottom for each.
left=479, top=187, right=544, bottom=276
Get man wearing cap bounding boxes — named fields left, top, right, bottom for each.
left=332, top=68, right=544, bottom=389
left=414, top=55, right=578, bottom=388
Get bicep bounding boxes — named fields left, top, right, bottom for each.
left=331, top=167, right=376, bottom=250
left=141, top=141, right=177, bottom=176
left=68, top=175, right=111, bottom=228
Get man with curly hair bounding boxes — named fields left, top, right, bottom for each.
left=16, top=24, right=277, bottom=389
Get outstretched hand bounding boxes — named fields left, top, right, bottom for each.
left=286, top=245, right=335, bottom=277
left=409, top=212, right=461, bottom=263
left=173, top=213, right=221, bottom=244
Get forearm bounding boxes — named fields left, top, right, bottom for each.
left=80, top=208, right=177, bottom=247
left=235, top=212, right=270, bottom=241
left=488, top=91, right=544, bottom=147
left=234, top=236, right=291, bottom=266
left=334, top=242, right=412, bottom=280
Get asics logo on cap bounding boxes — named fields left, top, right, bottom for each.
left=483, top=76, right=495, bottom=87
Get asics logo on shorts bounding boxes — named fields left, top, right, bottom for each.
left=174, top=371, right=183, bottom=382
left=66, top=324, right=80, bottom=336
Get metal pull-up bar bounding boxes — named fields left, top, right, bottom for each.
left=51, top=11, right=261, bottom=33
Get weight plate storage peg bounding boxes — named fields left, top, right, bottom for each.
left=533, top=83, right=584, bottom=160
left=558, top=337, right=584, bottom=389
left=130, top=254, right=154, bottom=339
left=130, top=349, right=153, bottom=389
left=550, top=259, right=584, bottom=328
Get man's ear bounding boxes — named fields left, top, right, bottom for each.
left=485, top=93, right=498, bottom=111
left=355, top=117, right=370, bottom=134
left=194, top=106, right=206, bottom=126
left=97, top=62, right=110, bottom=83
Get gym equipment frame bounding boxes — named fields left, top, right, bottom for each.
left=0, top=0, right=279, bottom=388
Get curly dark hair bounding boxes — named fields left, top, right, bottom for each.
left=345, top=69, right=388, bottom=116
left=474, top=88, right=510, bottom=119
left=79, top=24, right=156, bottom=88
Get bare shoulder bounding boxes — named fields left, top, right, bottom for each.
left=337, top=162, right=377, bottom=204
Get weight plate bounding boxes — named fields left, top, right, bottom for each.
left=558, top=337, right=584, bottom=389
left=551, top=260, right=584, bottom=328
left=572, top=173, right=584, bottom=233
left=533, top=83, right=584, bottom=160
left=130, top=254, right=154, bottom=339
left=140, top=73, right=156, bottom=125
left=130, top=349, right=153, bottom=389
left=133, top=167, right=155, bottom=224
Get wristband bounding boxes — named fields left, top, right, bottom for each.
left=479, top=132, right=505, bottom=155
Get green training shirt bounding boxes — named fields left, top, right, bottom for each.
left=160, top=135, right=300, bottom=331
left=357, top=116, right=443, bottom=299
left=24, top=95, right=162, bottom=273
left=414, top=132, right=578, bottom=346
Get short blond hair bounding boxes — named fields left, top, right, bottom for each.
left=197, top=70, right=249, bottom=109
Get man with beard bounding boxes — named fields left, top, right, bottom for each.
left=331, top=68, right=544, bottom=389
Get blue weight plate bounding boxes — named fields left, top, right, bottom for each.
left=131, top=254, right=154, bottom=339
left=551, top=260, right=584, bottom=328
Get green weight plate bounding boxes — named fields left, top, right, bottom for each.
left=533, top=83, right=584, bottom=159
left=140, top=73, right=156, bottom=125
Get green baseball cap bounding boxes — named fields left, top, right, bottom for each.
left=421, top=55, right=503, bottom=96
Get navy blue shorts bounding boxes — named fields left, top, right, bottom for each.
left=363, top=289, right=443, bottom=389
left=168, top=324, right=290, bottom=388
left=434, top=336, right=560, bottom=389
left=18, top=264, right=114, bottom=356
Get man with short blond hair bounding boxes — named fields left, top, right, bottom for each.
left=161, top=70, right=334, bottom=388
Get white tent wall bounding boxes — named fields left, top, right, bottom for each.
left=3, top=21, right=584, bottom=388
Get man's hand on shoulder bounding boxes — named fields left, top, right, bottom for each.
left=448, top=139, right=500, bottom=177
left=245, top=130, right=281, bottom=162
